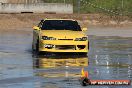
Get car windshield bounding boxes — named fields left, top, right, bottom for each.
left=41, top=20, right=81, bottom=31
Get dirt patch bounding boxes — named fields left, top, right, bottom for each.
left=0, top=13, right=132, bottom=30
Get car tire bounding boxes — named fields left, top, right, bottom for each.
left=36, top=39, right=40, bottom=53
left=32, top=43, right=35, bottom=52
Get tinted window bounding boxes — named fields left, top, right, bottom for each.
left=41, top=20, right=81, bottom=31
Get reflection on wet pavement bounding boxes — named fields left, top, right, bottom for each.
left=0, top=32, right=132, bottom=88
left=34, top=56, right=88, bottom=78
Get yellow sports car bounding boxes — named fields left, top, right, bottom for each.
left=32, top=19, right=89, bottom=54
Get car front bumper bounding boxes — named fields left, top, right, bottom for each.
left=39, top=40, right=88, bottom=53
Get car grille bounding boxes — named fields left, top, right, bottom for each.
left=56, top=45, right=75, bottom=50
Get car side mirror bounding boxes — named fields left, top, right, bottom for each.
left=82, top=28, right=87, bottom=31
left=33, top=26, right=40, bottom=31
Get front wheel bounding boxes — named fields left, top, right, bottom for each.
left=36, top=39, right=40, bottom=53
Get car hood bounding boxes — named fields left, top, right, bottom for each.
left=40, top=30, right=86, bottom=39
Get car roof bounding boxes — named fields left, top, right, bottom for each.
left=44, top=19, right=76, bottom=21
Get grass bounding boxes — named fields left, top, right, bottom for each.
left=41, top=0, right=132, bottom=16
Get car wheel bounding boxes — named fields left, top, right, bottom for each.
left=32, top=43, right=35, bottom=52
left=36, top=39, right=40, bottom=53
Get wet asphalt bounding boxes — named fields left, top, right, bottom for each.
left=0, top=28, right=132, bottom=88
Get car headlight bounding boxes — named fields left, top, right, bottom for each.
left=75, top=37, right=87, bottom=41
left=42, top=36, right=56, bottom=40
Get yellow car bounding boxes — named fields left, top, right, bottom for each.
left=32, top=19, right=89, bottom=54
